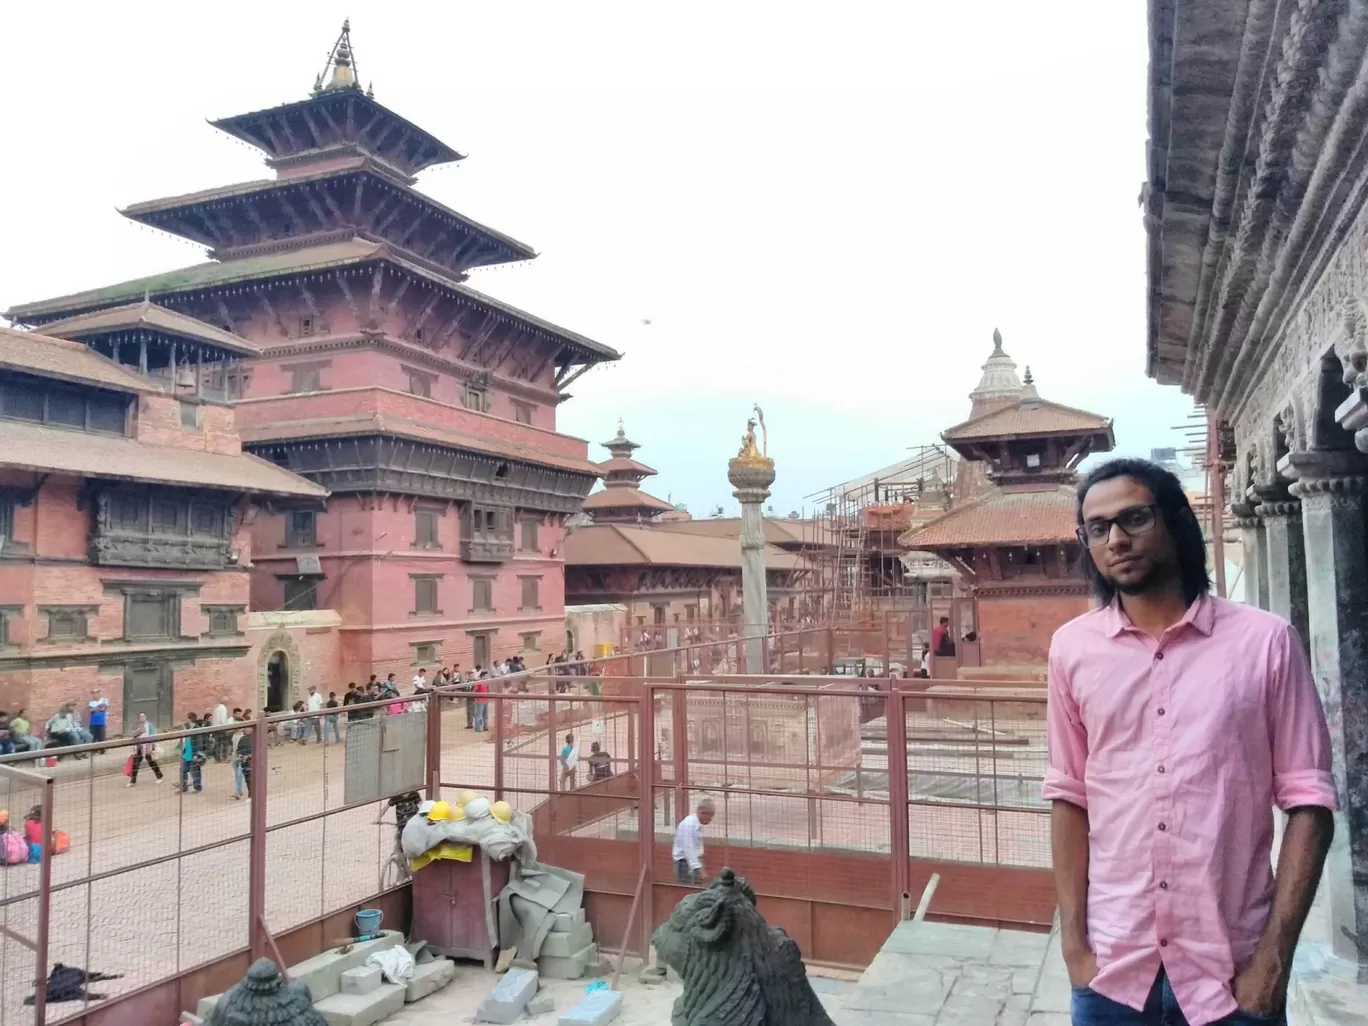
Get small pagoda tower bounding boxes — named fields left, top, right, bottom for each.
left=582, top=422, right=676, bottom=523
left=955, top=329, right=1025, bottom=502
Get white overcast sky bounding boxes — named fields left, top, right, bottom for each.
left=1, top=2, right=1194, bottom=515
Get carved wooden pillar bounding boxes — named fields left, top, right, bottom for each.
left=1284, top=449, right=1368, bottom=972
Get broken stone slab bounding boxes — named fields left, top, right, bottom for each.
left=540, top=923, right=594, bottom=958
left=526, top=990, right=556, bottom=1015
left=475, top=966, right=539, bottom=1024
left=314, top=982, right=406, bottom=1026
left=404, top=958, right=455, bottom=1003
left=538, top=944, right=595, bottom=980
left=339, top=966, right=381, bottom=996
left=550, top=909, right=587, bottom=932
left=556, top=988, right=623, bottom=1026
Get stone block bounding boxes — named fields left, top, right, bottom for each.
left=195, top=995, right=220, bottom=1020
left=289, top=930, right=404, bottom=1004
left=551, top=908, right=586, bottom=932
left=988, top=929, right=1052, bottom=969
left=475, top=966, right=539, bottom=1024
left=340, top=966, right=381, bottom=996
left=538, top=943, right=595, bottom=980
left=540, top=923, right=593, bottom=958
left=314, top=982, right=406, bottom=1026
left=404, top=957, right=455, bottom=1003
left=881, top=921, right=998, bottom=961
left=583, top=956, right=611, bottom=978
left=526, top=990, right=556, bottom=1015
left=556, top=988, right=623, bottom=1026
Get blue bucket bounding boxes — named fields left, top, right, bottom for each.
left=354, top=909, right=382, bottom=936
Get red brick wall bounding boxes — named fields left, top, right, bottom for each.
left=234, top=384, right=587, bottom=460
left=976, top=591, right=1090, bottom=667
left=133, top=392, right=242, bottom=455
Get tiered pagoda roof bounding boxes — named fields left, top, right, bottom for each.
left=581, top=422, right=676, bottom=522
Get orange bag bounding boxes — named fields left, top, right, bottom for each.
left=52, top=830, right=70, bottom=855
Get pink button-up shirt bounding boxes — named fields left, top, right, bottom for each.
left=1043, top=595, right=1336, bottom=1026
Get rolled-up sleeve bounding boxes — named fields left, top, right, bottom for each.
left=1271, top=624, right=1338, bottom=812
left=1041, top=647, right=1089, bottom=809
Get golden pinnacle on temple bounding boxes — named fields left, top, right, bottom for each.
left=316, top=19, right=361, bottom=95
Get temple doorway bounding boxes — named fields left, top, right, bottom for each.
left=266, top=651, right=289, bottom=713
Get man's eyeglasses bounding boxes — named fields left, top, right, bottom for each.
left=1077, top=504, right=1160, bottom=548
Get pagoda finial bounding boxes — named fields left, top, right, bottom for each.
left=1023, top=366, right=1033, bottom=385
left=616, top=417, right=625, bottom=438
left=366, top=81, right=374, bottom=99
left=317, top=19, right=361, bottom=95
left=992, top=327, right=1004, bottom=355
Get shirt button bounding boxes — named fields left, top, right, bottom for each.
left=1158, top=822, right=1167, bottom=831
left=1160, top=939, right=1168, bottom=947
left=1156, top=652, right=1165, bottom=661
left=1159, top=881, right=1168, bottom=890
left=1157, top=707, right=1166, bottom=716
left=1157, top=765, right=1166, bottom=774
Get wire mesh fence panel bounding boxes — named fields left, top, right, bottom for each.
left=903, top=694, right=1050, bottom=867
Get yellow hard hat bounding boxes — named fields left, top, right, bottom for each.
left=427, top=801, right=452, bottom=823
left=454, top=790, right=477, bottom=809
left=450, top=802, right=467, bottom=822
left=490, top=800, right=513, bottom=825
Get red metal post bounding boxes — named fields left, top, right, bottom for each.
left=671, top=688, right=688, bottom=829
left=826, top=626, right=835, bottom=672
left=33, top=776, right=54, bottom=1026
left=638, top=692, right=655, bottom=957
left=426, top=687, right=443, bottom=799
left=493, top=692, right=505, bottom=802
left=249, top=714, right=270, bottom=962
left=883, top=611, right=892, bottom=674
left=885, top=690, right=911, bottom=919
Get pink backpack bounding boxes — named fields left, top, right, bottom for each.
left=1, top=830, right=27, bottom=865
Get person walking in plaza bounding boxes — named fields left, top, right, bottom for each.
left=87, top=691, right=109, bottom=745
left=471, top=676, right=489, bottom=732
left=671, top=797, right=714, bottom=885
left=306, top=686, right=324, bottom=742
left=175, top=714, right=204, bottom=794
left=558, top=733, right=579, bottom=790
left=127, top=712, right=163, bottom=786
left=324, top=691, right=341, bottom=744
left=233, top=712, right=254, bottom=801
left=1045, top=459, right=1335, bottom=1026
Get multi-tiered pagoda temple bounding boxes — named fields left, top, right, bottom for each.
left=6, top=23, right=619, bottom=687
left=581, top=422, right=675, bottom=523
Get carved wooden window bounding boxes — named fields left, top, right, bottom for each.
left=412, top=575, right=441, bottom=616
left=286, top=510, right=317, bottom=548
left=685, top=604, right=697, bottom=622
left=406, top=367, right=435, bottom=399
left=511, top=400, right=535, bottom=425
left=0, top=494, right=13, bottom=544
left=471, top=631, right=491, bottom=669
left=520, top=517, right=539, bottom=553
left=519, top=631, right=541, bottom=652
left=204, top=606, right=242, bottom=637
left=471, top=577, right=494, bottom=613
left=463, top=385, right=490, bottom=412
left=519, top=576, right=541, bottom=612
left=0, top=372, right=129, bottom=435
left=285, top=363, right=327, bottom=394
left=414, top=642, right=437, bottom=665
left=0, top=606, right=19, bottom=648
left=125, top=593, right=179, bottom=641
left=299, top=316, right=314, bottom=337
left=43, top=607, right=91, bottom=642
left=191, top=503, right=221, bottom=536
left=414, top=508, right=440, bottom=549
left=282, top=578, right=318, bottom=611
left=112, top=493, right=147, bottom=532
left=151, top=499, right=181, bottom=533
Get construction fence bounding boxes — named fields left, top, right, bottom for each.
left=0, top=665, right=1052, bottom=1024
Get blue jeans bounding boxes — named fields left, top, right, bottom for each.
left=472, top=704, right=488, bottom=731
left=1072, top=971, right=1284, bottom=1026
left=179, top=760, right=202, bottom=792
left=324, top=715, right=340, bottom=743
left=234, top=761, right=246, bottom=795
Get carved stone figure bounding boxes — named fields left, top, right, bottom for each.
left=652, top=868, right=836, bottom=1026
left=208, top=957, right=326, bottom=1026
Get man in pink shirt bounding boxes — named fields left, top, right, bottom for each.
left=1045, top=459, right=1336, bottom=1026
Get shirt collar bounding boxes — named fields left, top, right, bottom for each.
left=1103, top=593, right=1214, bottom=638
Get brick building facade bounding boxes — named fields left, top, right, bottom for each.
left=5, top=25, right=617, bottom=704
left=0, top=327, right=323, bottom=731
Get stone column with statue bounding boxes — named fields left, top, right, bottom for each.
left=727, top=407, right=775, bottom=674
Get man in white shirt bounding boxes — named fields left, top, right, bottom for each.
left=411, top=668, right=428, bottom=692
left=671, top=798, right=715, bottom=885
left=306, top=686, right=324, bottom=743
left=210, top=697, right=231, bottom=761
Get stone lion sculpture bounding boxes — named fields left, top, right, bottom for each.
left=652, top=868, right=835, bottom=1026
left=208, top=957, right=326, bottom=1026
